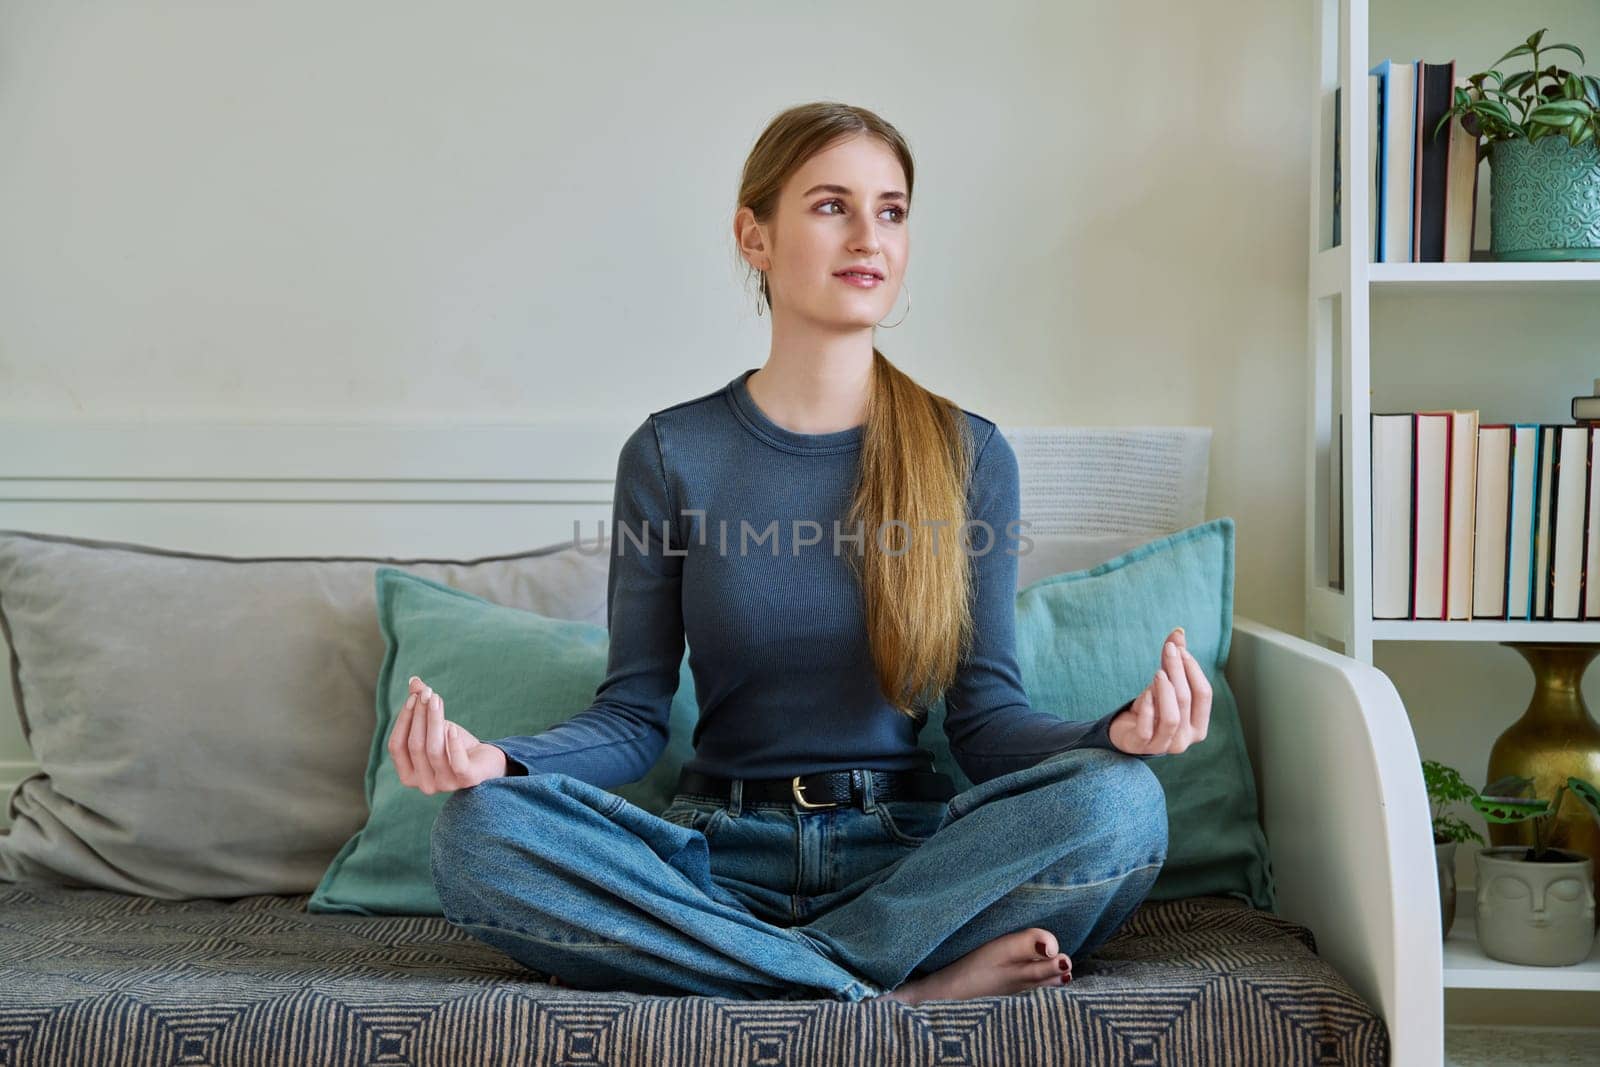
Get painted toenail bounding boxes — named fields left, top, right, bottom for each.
left=1035, top=941, right=1046, bottom=955
left=1058, top=958, right=1069, bottom=970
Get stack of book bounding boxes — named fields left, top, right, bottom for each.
left=1372, top=411, right=1600, bottom=621
left=1364, top=58, right=1480, bottom=262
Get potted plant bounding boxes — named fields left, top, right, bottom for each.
left=1470, top=774, right=1600, bottom=965
left=1436, top=27, right=1600, bottom=260
left=1424, top=759, right=1485, bottom=937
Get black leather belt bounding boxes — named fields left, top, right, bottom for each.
left=676, top=767, right=956, bottom=810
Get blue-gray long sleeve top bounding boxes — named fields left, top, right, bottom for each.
left=486, top=367, right=1129, bottom=788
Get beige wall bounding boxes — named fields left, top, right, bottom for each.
left=0, top=0, right=1314, bottom=638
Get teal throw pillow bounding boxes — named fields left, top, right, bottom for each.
left=308, top=567, right=698, bottom=915
left=921, top=518, right=1275, bottom=910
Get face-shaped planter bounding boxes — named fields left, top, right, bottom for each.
left=1475, top=847, right=1596, bottom=966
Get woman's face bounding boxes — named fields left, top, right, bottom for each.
left=745, top=133, right=909, bottom=330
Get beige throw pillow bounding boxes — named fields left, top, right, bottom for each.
left=0, top=529, right=610, bottom=899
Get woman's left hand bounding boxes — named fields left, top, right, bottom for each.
left=1106, top=627, right=1212, bottom=756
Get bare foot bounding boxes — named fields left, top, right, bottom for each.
left=872, top=928, right=1072, bottom=1005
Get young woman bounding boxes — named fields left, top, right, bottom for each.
left=399, top=102, right=1210, bottom=1006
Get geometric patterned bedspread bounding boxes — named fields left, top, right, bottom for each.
left=0, top=884, right=1388, bottom=1066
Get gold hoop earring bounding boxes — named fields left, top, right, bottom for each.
left=876, top=282, right=910, bottom=329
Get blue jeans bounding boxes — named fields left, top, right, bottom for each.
left=429, top=746, right=1167, bottom=1002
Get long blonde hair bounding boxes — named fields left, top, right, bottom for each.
left=736, top=102, right=978, bottom=721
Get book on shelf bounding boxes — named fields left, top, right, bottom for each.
left=1538, top=425, right=1592, bottom=620
left=1506, top=424, right=1539, bottom=620
left=1533, top=426, right=1556, bottom=617
left=1415, top=61, right=1455, bottom=262
left=1328, top=86, right=1343, bottom=247
left=1570, top=378, right=1600, bottom=422
left=1371, top=413, right=1600, bottom=621
left=1370, top=60, right=1415, bottom=264
left=1367, top=58, right=1480, bottom=263
left=1473, top=425, right=1511, bottom=616
left=1420, top=408, right=1478, bottom=618
left=1586, top=431, right=1600, bottom=618
left=1412, top=410, right=1450, bottom=619
left=1368, top=75, right=1380, bottom=261
left=1372, top=412, right=1415, bottom=618
left=1331, top=411, right=1345, bottom=590
left=1442, top=76, right=1480, bottom=263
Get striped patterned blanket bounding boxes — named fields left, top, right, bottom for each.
left=0, top=884, right=1386, bottom=1065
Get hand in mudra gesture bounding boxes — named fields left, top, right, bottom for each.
left=387, top=675, right=509, bottom=794
left=1106, top=627, right=1212, bottom=756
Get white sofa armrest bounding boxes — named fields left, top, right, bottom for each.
left=1226, top=615, right=1441, bottom=1067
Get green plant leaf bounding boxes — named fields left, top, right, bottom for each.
left=1570, top=777, right=1600, bottom=822
left=1538, top=66, right=1570, bottom=99
left=1493, top=43, right=1534, bottom=68
left=1471, top=795, right=1549, bottom=823
left=1551, top=784, right=1570, bottom=820
left=1531, top=116, right=1580, bottom=135
left=1501, top=70, right=1535, bottom=95
left=1476, top=98, right=1518, bottom=127
left=1544, top=42, right=1586, bottom=65
left=1424, top=759, right=1480, bottom=803
left=1531, top=99, right=1591, bottom=120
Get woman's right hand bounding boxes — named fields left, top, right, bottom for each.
left=387, top=675, right=509, bottom=793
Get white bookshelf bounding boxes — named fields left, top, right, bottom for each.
left=1304, top=0, right=1600, bottom=1027
left=1306, top=2, right=1600, bottom=667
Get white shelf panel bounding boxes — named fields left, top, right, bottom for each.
left=1309, top=587, right=1350, bottom=643
left=1311, top=246, right=1351, bottom=298
left=1444, top=889, right=1600, bottom=990
left=1370, top=261, right=1600, bottom=289
left=1371, top=620, right=1600, bottom=642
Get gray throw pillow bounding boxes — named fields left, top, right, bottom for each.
left=0, top=528, right=612, bottom=899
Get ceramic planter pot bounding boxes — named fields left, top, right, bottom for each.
left=1436, top=840, right=1458, bottom=937
left=1489, top=136, right=1600, bottom=261
left=1474, top=846, right=1596, bottom=966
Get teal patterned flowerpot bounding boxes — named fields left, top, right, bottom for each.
left=1489, top=136, right=1600, bottom=261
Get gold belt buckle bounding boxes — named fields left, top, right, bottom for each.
left=791, top=775, right=840, bottom=810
